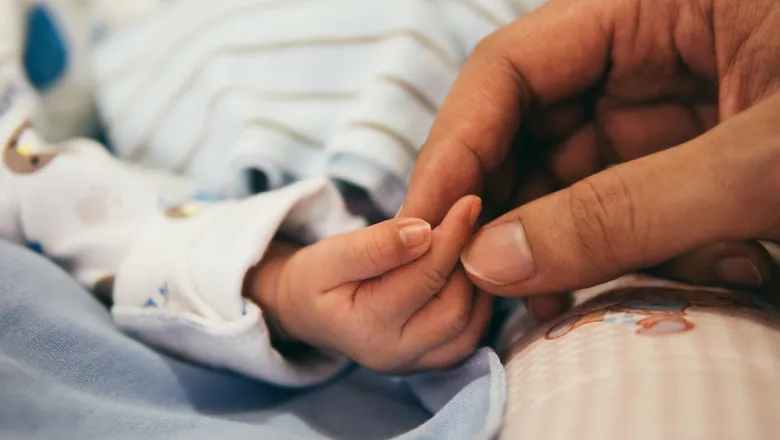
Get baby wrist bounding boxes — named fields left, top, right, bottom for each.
left=243, top=240, right=305, bottom=344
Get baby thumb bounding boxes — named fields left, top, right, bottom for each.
left=308, top=217, right=433, bottom=290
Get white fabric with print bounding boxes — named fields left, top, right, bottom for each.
left=0, top=108, right=361, bottom=385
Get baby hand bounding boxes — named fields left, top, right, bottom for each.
left=253, top=196, right=492, bottom=374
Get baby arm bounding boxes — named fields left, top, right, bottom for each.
left=1, top=91, right=366, bottom=389
left=0, top=119, right=368, bottom=386
left=0, top=11, right=364, bottom=387
left=245, top=196, right=494, bottom=373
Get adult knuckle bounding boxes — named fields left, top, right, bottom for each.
left=738, top=96, right=780, bottom=236
left=566, top=179, right=611, bottom=263
left=567, top=170, right=641, bottom=270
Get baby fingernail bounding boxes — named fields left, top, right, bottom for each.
left=461, top=220, right=535, bottom=285
left=716, top=256, right=763, bottom=286
left=399, top=220, right=431, bottom=248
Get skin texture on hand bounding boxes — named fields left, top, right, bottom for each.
left=401, top=0, right=780, bottom=318
left=247, top=196, right=493, bottom=374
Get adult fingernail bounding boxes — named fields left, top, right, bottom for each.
left=716, top=256, right=763, bottom=286
left=399, top=219, right=431, bottom=248
left=461, top=220, right=535, bottom=285
left=395, top=204, right=404, bottom=219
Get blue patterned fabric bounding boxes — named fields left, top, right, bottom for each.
left=23, top=3, right=69, bottom=91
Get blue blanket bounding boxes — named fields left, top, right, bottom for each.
left=0, top=241, right=506, bottom=440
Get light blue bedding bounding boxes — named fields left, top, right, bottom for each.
left=0, top=241, right=506, bottom=440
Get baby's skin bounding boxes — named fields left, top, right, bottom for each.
left=245, top=196, right=493, bottom=373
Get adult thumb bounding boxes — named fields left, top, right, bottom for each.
left=461, top=96, right=780, bottom=296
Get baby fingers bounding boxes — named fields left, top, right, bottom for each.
left=355, top=195, right=481, bottom=326
left=304, top=217, right=433, bottom=291
left=408, top=289, right=493, bottom=371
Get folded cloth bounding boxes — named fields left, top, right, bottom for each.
left=88, top=0, right=521, bottom=216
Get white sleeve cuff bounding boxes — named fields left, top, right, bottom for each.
left=112, top=179, right=364, bottom=387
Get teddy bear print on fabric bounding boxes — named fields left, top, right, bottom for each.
left=545, top=287, right=773, bottom=340
left=2, top=121, right=59, bottom=174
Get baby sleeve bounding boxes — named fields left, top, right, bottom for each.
left=111, top=179, right=362, bottom=386
left=0, top=68, right=359, bottom=388
left=0, top=119, right=359, bottom=385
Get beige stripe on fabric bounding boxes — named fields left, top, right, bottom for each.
left=172, top=87, right=356, bottom=171
left=454, top=0, right=508, bottom=27
left=245, top=117, right=324, bottom=148
left=176, top=73, right=438, bottom=171
left=346, top=121, right=419, bottom=161
left=115, top=30, right=457, bottom=160
left=376, top=74, right=439, bottom=115
left=178, top=117, right=324, bottom=171
left=174, top=75, right=438, bottom=172
left=98, top=0, right=307, bottom=81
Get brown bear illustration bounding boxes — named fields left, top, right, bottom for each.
left=545, top=287, right=766, bottom=340
left=3, top=121, right=57, bottom=174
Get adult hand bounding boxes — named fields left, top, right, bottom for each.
left=401, top=0, right=780, bottom=318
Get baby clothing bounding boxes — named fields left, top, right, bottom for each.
left=0, top=93, right=365, bottom=385
left=0, top=0, right=527, bottom=386
left=499, top=275, right=780, bottom=440
left=26, top=0, right=528, bottom=214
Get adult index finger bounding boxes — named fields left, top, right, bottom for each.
left=401, top=0, right=613, bottom=225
